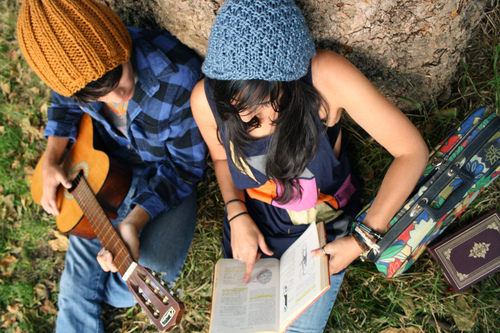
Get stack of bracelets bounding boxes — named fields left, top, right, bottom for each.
left=224, top=198, right=249, bottom=223
left=351, top=220, right=383, bottom=255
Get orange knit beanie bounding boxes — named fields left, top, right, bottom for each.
left=17, top=0, right=132, bottom=97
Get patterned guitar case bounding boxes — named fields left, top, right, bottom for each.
left=355, top=107, right=500, bottom=278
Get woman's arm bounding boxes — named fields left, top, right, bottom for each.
left=190, top=80, right=273, bottom=283
left=311, top=50, right=429, bottom=272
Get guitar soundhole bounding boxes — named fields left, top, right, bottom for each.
left=64, top=162, right=90, bottom=200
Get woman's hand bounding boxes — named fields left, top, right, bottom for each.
left=41, top=161, right=72, bottom=216
left=230, top=214, right=274, bottom=284
left=311, top=236, right=364, bottom=274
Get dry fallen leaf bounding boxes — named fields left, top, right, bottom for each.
left=9, top=49, right=19, bottom=61
left=398, top=298, right=417, bottom=317
left=0, top=255, right=17, bottom=278
left=39, top=299, right=58, bottom=315
left=451, top=295, right=475, bottom=331
left=24, top=165, right=35, bottom=176
left=34, top=283, right=49, bottom=300
left=48, top=230, right=69, bottom=252
left=0, top=254, right=18, bottom=268
left=10, top=159, right=21, bottom=170
left=6, top=304, right=20, bottom=314
left=1, top=313, right=16, bottom=328
left=0, top=194, right=15, bottom=220
left=0, top=82, right=10, bottom=96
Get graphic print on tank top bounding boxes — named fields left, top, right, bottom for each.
left=228, top=140, right=356, bottom=225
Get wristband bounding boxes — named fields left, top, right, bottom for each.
left=354, top=226, right=381, bottom=255
left=351, top=233, right=369, bottom=252
left=224, top=198, right=245, bottom=214
left=355, top=221, right=382, bottom=241
left=228, top=211, right=249, bottom=223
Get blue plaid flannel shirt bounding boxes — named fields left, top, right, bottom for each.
left=44, top=27, right=207, bottom=219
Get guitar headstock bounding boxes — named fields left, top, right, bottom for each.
left=126, top=264, right=185, bottom=331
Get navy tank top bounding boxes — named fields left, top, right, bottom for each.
left=205, top=68, right=360, bottom=258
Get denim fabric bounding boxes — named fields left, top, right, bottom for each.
left=55, top=168, right=197, bottom=333
left=285, top=270, right=346, bottom=333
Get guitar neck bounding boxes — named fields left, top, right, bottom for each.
left=70, top=171, right=134, bottom=277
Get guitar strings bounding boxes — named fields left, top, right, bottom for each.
left=73, top=175, right=133, bottom=274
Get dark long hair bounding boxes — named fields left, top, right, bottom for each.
left=212, top=78, right=328, bottom=204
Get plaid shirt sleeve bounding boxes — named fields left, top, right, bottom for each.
left=43, top=91, right=84, bottom=140
left=128, top=28, right=207, bottom=219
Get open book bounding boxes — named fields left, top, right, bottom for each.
left=209, top=221, right=330, bottom=333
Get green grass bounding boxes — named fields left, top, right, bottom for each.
left=1, top=0, right=499, bottom=332
left=0, top=0, right=61, bottom=330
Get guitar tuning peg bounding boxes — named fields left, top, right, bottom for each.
left=151, top=271, right=156, bottom=276
left=154, top=287, right=160, bottom=294
left=145, top=277, right=151, bottom=284
left=154, top=309, right=159, bottom=317
left=146, top=299, right=152, bottom=306
left=138, top=287, right=143, bottom=294
left=162, top=296, right=169, bottom=304
left=160, top=280, right=165, bottom=286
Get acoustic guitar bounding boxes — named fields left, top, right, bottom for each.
left=30, top=113, right=184, bottom=331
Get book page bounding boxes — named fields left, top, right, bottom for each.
left=278, top=221, right=327, bottom=330
left=209, top=258, right=281, bottom=333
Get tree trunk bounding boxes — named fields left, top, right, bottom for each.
left=101, top=0, right=488, bottom=111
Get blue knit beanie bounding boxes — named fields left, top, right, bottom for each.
left=202, top=0, right=316, bottom=81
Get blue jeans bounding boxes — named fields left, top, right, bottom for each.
left=55, top=169, right=197, bottom=333
left=285, top=270, right=346, bottom=333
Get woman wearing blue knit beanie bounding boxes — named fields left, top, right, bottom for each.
left=192, top=0, right=428, bottom=331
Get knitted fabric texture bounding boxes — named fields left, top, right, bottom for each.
left=202, top=0, right=316, bottom=81
left=17, top=0, right=131, bottom=97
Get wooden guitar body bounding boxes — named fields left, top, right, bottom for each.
left=30, top=113, right=132, bottom=239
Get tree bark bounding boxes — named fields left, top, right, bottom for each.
left=101, top=0, right=488, bottom=111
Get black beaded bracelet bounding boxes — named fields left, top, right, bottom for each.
left=228, top=211, right=249, bottom=223
left=224, top=198, right=246, bottom=214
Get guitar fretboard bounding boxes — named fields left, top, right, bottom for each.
left=70, top=171, right=134, bottom=277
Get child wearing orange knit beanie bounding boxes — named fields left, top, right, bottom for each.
left=17, top=1, right=207, bottom=332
